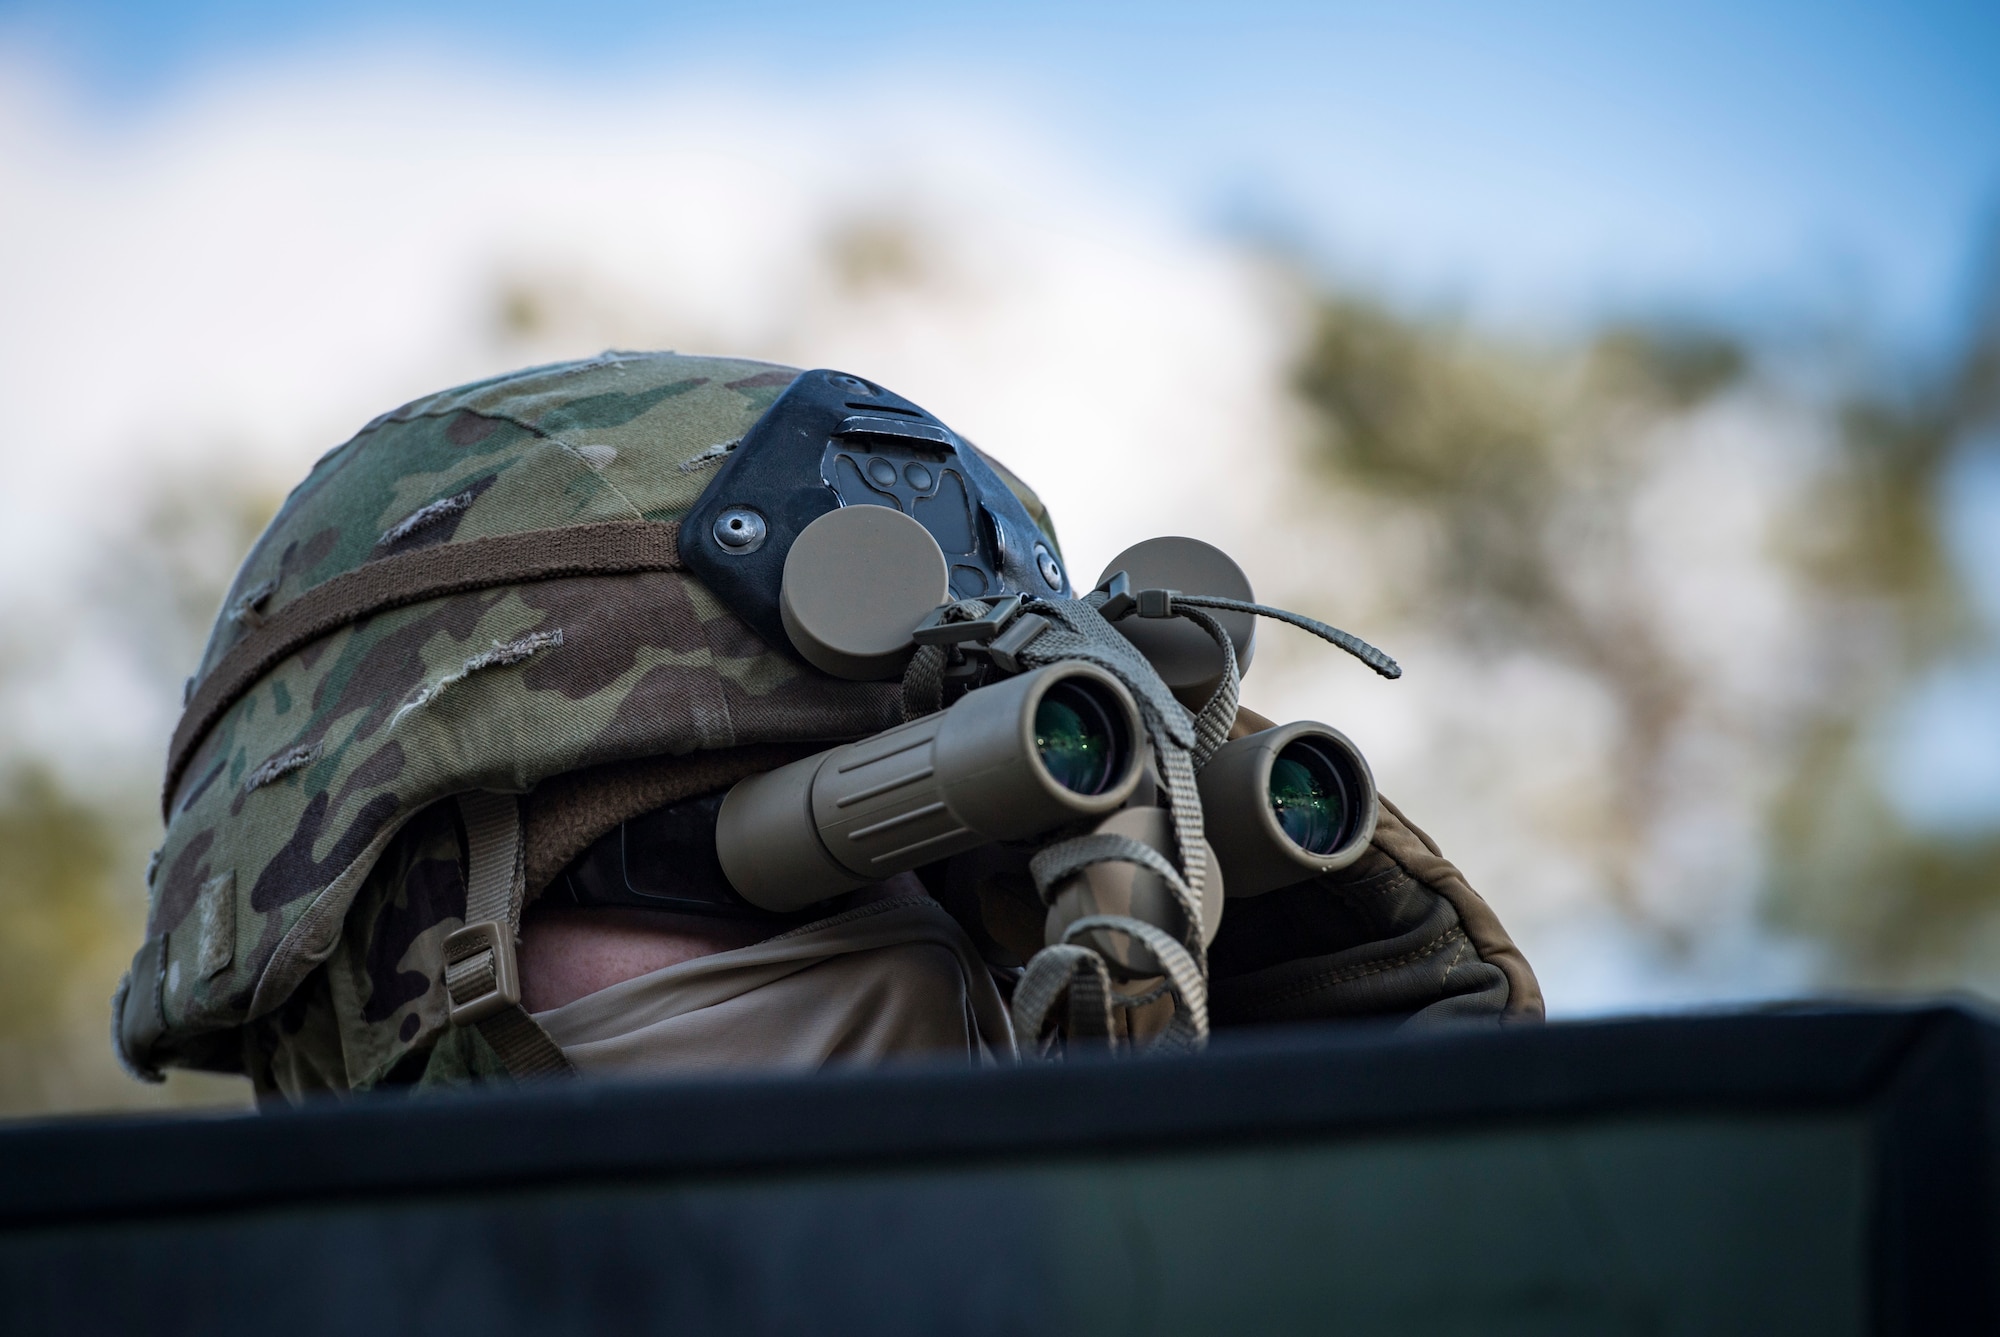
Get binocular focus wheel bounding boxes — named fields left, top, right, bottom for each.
left=1044, top=805, right=1224, bottom=979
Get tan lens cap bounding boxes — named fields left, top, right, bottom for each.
left=1096, top=536, right=1257, bottom=706
left=780, top=505, right=950, bottom=680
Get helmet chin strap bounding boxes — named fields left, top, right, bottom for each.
left=441, top=792, right=575, bottom=1079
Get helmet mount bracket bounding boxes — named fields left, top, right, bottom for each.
left=680, top=369, right=1071, bottom=663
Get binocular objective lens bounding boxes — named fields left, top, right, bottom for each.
left=1034, top=682, right=1122, bottom=796
left=1268, top=741, right=1347, bottom=855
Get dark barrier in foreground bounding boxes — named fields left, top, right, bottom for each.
left=3, top=1004, right=1996, bottom=1335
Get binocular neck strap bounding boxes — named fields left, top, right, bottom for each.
left=442, top=792, right=575, bottom=1080
left=1006, top=598, right=1215, bottom=1056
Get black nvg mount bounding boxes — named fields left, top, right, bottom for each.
left=680, top=369, right=1073, bottom=661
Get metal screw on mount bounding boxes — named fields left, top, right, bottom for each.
left=1035, top=543, right=1063, bottom=590
left=713, top=507, right=767, bottom=553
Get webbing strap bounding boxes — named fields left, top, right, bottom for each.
left=442, top=792, right=574, bottom=1080
left=1010, top=945, right=1112, bottom=1053
left=1018, top=596, right=1210, bottom=909
left=1030, top=832, right=1202, bottom=943
left=1064, top=914, right=1208, bottom=1043
left=901, top=641, right=947, bottom=721
left=1011, top=917, right=1208, bottom=1055
left=164, top=519, right=684, bottom=814
left=1172, top=603, right=1241, bottom=770
left=461, top=790, right=526, bottom=928
left=997, top=596, right=1214, bottom=1056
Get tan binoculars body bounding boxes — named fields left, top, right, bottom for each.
left=717, top=667, right=1379, bottom=959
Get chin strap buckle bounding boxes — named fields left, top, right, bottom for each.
left=442, top=920, right=521, bottom=1028
left=446, top=793, right=575, bottom=1078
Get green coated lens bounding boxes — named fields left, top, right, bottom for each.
left=1268, top=741, right=1348, bottom=855
left=1035, top=682, right=1120, bottom=795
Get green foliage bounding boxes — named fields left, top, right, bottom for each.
left=1588, top=325, right=1747, bottom=410
left=95, top=460, right=288, bottom=693
left=1295, top=298, right=1556, bottom=640
left=1764, top=265, right=2000, bottom=984
left=1292, top=263, right=2000, bottom=990
left=1293, top=295, right=1750, bottom=933
left=0, top=766, right=120, bottom=1049
left=0, top=763, right=246, bottom=1115
left=1790, top=399, right=1959, bottom=633
left=1770, top=713, right=2000, bottom=984
left=0, top=463, right=282, bottom=1117
left=1294, top=297, right=1747, bottom=644
left=1296, top=296, right=1548, bottom=499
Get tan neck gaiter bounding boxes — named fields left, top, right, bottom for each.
left=532, top=892, right=1017, bottom=1074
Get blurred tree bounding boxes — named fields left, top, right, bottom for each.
left=91, top=458, right=286, bottom=701
left=1292, top=262, right=2000, bottom=993
left=1293, top=295, right=1745, bottom=942
left=1769, top=248, right=2000, bottom=986
left=0, top=765, right=124, bottom=1113
left=0, top=462, right=277, bottom=1116
left=825, top=216, right=932, bottom=294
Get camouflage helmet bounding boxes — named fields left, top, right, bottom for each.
left=114, top=352, right=1062, bottom=1096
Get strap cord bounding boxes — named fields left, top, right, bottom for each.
left=1011, top=945, right=1114, bottom=1050
left=1011, top=833, right=1211, bottom=1057
left=1167, top=593, right=1402, bottom=680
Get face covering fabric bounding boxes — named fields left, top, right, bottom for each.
left=531, top=890, right=1017, bottom=1074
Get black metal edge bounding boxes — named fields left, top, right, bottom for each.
left=1869, top=1007, right=2000, bottom=1333
left=0, top=1004, right=1982, bottom=1231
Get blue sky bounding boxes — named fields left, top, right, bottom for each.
left=6, top=0, right=1998, bottom=352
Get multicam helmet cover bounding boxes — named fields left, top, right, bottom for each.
left=115, top=352, right=1061, bottom=1091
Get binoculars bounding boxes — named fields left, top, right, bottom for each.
left=688, top=498, right=1385, bottom=969
left=718, top=657, right=1379, bottom=916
